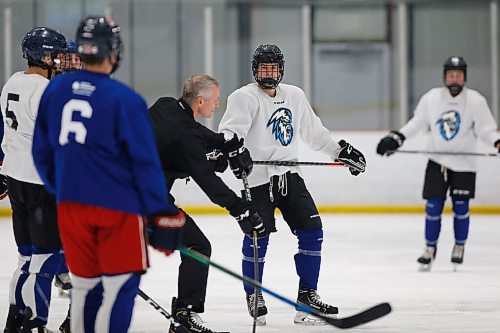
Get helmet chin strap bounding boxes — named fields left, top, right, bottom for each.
left=446, top=83, right=463, bottom=97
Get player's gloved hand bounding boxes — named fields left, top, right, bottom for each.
left=148, top=210, right=186, bottom=256
left=0, top=161, right=8, bottom=200
left=337, top=140, right=366, bottom=176
left=222, top=134, right=253, bottom=179
left=495, top=139, right=500, bottom=153
left=376, top=131, right=405, bottom=156
left=231, top=203, right=266, bottom=237
left=206, top=149, right=229, bottom=173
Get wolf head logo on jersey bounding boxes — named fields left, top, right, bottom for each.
left=436, top=110, right=461, bottom=141
left=267, top=108, right=293, bottom=146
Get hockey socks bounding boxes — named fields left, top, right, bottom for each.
left=424, top=198, right=445, bottom=246
left=21, top=247, right=66, bottom=324
left=72, top=273, right=140, bottom=333
left=242, top=235, right=268, bottom=295
left=452, top=197, right=469, bottom=245
left=294, top=229, right=322, bottom=290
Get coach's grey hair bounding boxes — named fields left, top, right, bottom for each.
left=180, top=74, right=219, bottom=105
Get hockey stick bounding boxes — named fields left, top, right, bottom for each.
left=389, top=149, right=499, bottom=157
left=137, top=289, right=189, bottom=333
left=178, top=247, right=392, bottom=329
left=241, top=171, right=260, bottom=333
left=254, top=160, right=345, bottom=167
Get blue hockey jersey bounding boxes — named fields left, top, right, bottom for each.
left=33, top=70, right=174, bottom=215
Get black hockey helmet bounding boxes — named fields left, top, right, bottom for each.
left=443, top=56, right=467, bottom=96
left=252, top=44, right=285, bottom=89
left=76, top=16, right=122, bottom=73
left=21, top=27, right=67, bottom=68
left=443, top=56, right=467, bottom=81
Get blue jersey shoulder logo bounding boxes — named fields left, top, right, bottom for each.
left=436, top=110, right=461, bottom=141
left=267, top=108, right=293, bottom=146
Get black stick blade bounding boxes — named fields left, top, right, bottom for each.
left=321, top=302, right=392, bottom=329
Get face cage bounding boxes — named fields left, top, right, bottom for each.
left=253, top=62, right=284, bottom=89
left=60, top=52, right=82, bottom=72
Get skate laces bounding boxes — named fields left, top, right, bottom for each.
left=452, top=244, right=464, bottom=258
left=187, top=310, right=210, bottom=331
left=309, top=290, right=328, bottom=308
left=248, top=292, right=265, bottom=311
left=422, top=246, right=436, bottom=259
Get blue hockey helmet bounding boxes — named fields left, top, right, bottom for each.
left=252, top=44, right=285, bottom=89
left=21, top=27, right=67, bottom=68
left=76, top=16, right=122, bottom=73
left=67, top=39, right=77, bottom=53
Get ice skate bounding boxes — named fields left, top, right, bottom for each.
left=21, top=307, right=53, bottom=333
left=451, top=244, right=464, bottom=271
left=169, top=297, right=230, bottom=333
left=294, top=287, right=338, bottom=325
left=54, top=273, right=71, bottom=298
left=3, top=304, right=22, bottom=333
left=246, top=291, right=267, bottom=326
left=417, top=245, right=436, bottom=271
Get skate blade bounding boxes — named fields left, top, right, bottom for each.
left=452, top=263, right=462, bottom=272
left=418, top=263, right=433, bottom=272
left=293, top=311, right=335, bottom=326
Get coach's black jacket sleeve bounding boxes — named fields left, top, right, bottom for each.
left=149, top=97, right=244, bottom=214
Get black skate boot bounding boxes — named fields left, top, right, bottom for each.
left=245, top=291, right=267, bottom=326
left=21, top=307, right=53, bottom=333
left=294, top=287, right=338, bottom=325
left=169, top=297, right=229, bottom=333
left=58, top=309, right=70, bottom=333
left=4, top=304, right=22, bottom=333
left=417, top=245, right=437, bottom=271
left=451, top=244, right=464, bottom=271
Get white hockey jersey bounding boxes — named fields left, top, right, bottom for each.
left=399, top=87, right=498, bottom=172
left=0, top=71, right=48, bottom=184
left=219, top=83, right=341, bottom=187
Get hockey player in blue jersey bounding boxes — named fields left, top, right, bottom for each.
left=32, top=16, right=184, bottom=333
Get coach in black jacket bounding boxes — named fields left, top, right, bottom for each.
left=148, top=74, right=265, bottom=333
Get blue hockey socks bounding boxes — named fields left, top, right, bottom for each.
left=452, top=197, right=470, bottom=245
left=425, top=198, right=445, bottom=246
left=242, top=235, right=269, bottom=295
left=21, top=247, right=66, bottom=324
left=294, top=229, right=323, bottom=290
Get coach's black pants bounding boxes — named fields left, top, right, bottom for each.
left=177, top=213, right=212, bottom=313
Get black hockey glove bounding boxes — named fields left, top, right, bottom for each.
left=0, top=174, right=7, bottom=200
left=376, top=131, right=405, bottom=156
left=148, top=210, right=186, bottom=256
left=337, top=140, right=366, bottom=176
left=206, top=149, right=229, bottom=173
left=231, top=202, right=266, bottom=237
left=0, top=161, right=7, bottom=200
left=222, top=134, right=253, bottom=179
left=495, top=139, right=500, bottom=153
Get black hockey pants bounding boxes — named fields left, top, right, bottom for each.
left=177, top=213, right=212, bottom=313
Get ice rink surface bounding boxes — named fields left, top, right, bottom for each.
left=0, top=213, right=499, bottom=333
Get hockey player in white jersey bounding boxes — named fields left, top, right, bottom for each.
left=377, top=56, right=500, bottom=270
left=219, top=44, right=366, bottom=325
left=0, top=27, right=71, bottom=332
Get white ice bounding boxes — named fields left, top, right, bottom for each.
left=1, top=214, right=499, bottom=333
